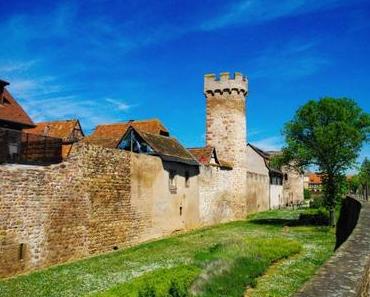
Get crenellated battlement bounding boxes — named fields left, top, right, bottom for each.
left=204, top=72, right=248, bottom=96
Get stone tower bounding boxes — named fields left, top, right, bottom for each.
left=204, top=72, right=248, bottom=168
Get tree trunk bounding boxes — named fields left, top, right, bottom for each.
left=329, top=208, right=336, bottom=227
left=326, top=174, right=337, bottom=227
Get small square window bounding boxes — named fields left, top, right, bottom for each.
left=169, top=170, right=177, bottom=194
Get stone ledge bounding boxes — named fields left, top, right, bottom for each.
left=295, top=197, right=370, bottom=297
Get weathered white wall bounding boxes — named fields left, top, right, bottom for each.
left=270, top=184, right=283, bottom=209
left=246, top=146, right=268, bottom=175
left=246, top=146, right=270, bottom=212
left=130, top=153, right=200, bottom=238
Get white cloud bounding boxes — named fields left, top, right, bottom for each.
left=251, top=136, right=284, bottom=151
left=8, top=76, right=64, bottom=100
left=105, top=98, right=133, bottom=112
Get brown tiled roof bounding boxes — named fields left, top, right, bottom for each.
left=134, top=128, right=199, bottom=166
left=84, top=119, right=169, bottom=148
left=188, top=146, right=233, bottom=169
left=26, top=119, right=83, bottom=142
left=0, top=88, right=34, bottom=127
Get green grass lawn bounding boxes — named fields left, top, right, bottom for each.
left=0, top=209, right=335, bottom=297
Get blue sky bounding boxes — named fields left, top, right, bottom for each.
left=1, top=0, right=369, bottom=168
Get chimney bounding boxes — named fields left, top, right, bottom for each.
left=0, top=80, right=9, bottom=104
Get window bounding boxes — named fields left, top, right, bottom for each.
left=19, top=243, right=25, bottom=261
left=179, top=206, right=183, bottom=216
left=0, top=96, right=9, bottom=105
left=169, top=170, right=177, bottom=193
left=284, top=174, right=288, bottom=181
left=185, top=171, right=190, bottom=188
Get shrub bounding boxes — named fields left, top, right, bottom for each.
left=304, top=189, right=311, bottom=200
left=310, top=194, right=325, bottom=208
left=296, top=208, right=329, bottom=225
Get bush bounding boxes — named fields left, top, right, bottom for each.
left=304, top=189, right=311, bottom=200
left=296, top=208, right=329, bottom=225
left=309, top=194, right=325, bottom=208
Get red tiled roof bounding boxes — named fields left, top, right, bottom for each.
left=188, top=146, right=233, bottom=169
left=308, top=173, right=322, bottom=184
left=0, top=88, right=34, bottom=127
left=84, top=119, right=169, bottom=148
left=26, top=120, right=83, bottom=142
left=188, top=146, right=214, bottom=165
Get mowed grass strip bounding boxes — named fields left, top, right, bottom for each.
left=93, top=238, right=301, bottom=297
left=0, top=209, right=335, bottom=297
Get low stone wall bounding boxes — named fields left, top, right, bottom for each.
left=295, top=197, right=370, bottom=297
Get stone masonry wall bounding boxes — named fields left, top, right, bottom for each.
left=0, top=144, right=196, bottom=278
left=205, top=72, right=247, bottom=169
left=282, top=166, right=304, bottom=206
left=198, top=165, right=236, bottom=225
left=204, top=72, right=249, bottom=219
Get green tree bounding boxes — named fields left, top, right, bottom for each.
left=347, top=175, right=361, bottom=194
left=279, top=98, right=370, bottom=226
left=359, top=158, right=370, bottom=199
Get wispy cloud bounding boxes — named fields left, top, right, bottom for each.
left=21, top=94, right=126, bottom=133
left=250, top=41, right=329, bottom=80
left=248, top=128, right=263, bottom=137
left=2, top=57, right=134, bottom=134
left=201, top=0, right=345, bottom=30
left=251, top=136, right=284, bottom=151
left=9, top=76, right=63, bottom=98
left=105, top=98, right=134, bottom=112
left=0, top=60, right=39, bottom=74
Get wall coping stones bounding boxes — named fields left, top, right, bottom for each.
left=295, top=197, right=370, bottom=297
